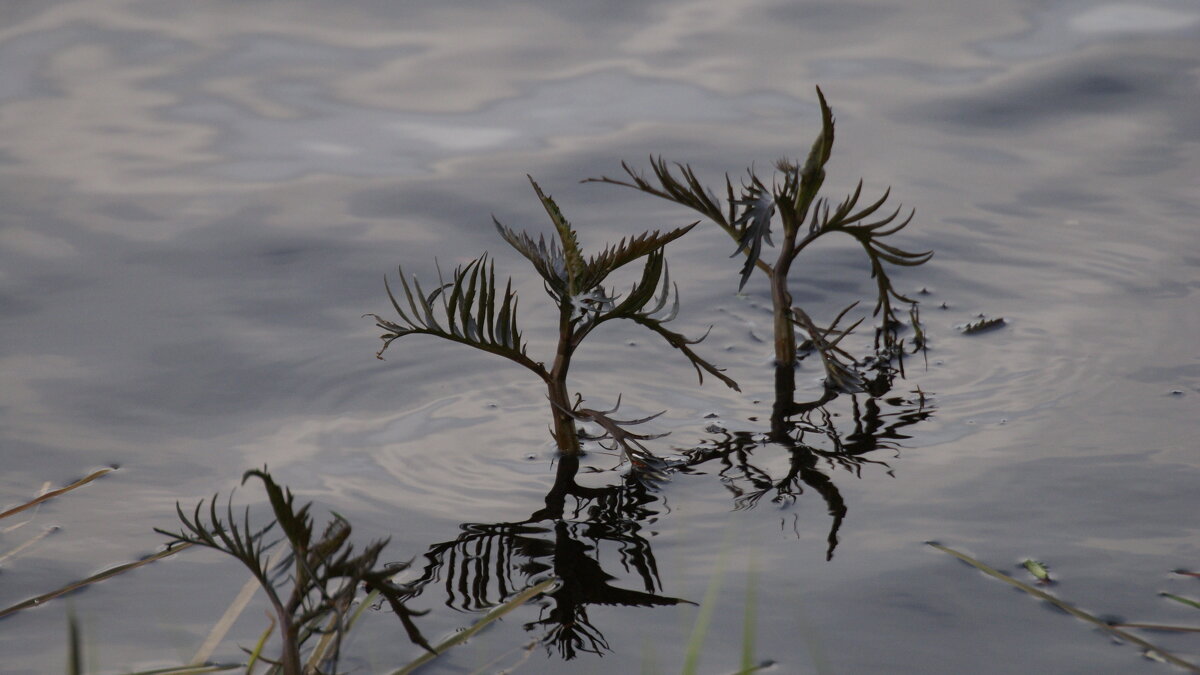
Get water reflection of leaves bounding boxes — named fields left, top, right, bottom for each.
left=407, top=383, right=933, bottom=660
left=684, top=384, right=933, bottom=560
left=409, top=455, right=689, bottom=660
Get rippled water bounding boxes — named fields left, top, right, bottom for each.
left=2, top=1, right=1198, bottom=673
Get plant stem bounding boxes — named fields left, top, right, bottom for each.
left=547, top=376, right=580, bottom=455
left=769, top=269, right=796, bottom=368
left=769, top=207, right=802, bottom=368
left=547, top=310, right=581, bottom=455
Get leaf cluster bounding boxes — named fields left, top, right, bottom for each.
left=368, top=253, right=536, bottom=371
left=369, top=176, right=738, bottom=391
left=156, top=468, right=430, bottom=674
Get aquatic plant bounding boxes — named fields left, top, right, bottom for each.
left=368, top=176, right=738, bottom=457
left=155, top=468, right=431, bottom=675
left=587, top=86, right=931, bottom=396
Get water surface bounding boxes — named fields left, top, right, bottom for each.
left=1, top=1, right=1198, bottom=672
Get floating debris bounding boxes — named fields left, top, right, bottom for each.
left=962, top=316, right=1006, bottom=334
left=1022, top=559, right=1053, bottom=584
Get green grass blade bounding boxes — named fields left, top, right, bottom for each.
left=68, top=607, right=82, bottom=675
left=391, top=577, right=558, bottom=675
left=1161, top=593, right=1200, bottom=611
left=244, top=616, right=275, bottom=675
left=928, top=542, right=1200, bottom=673
left=681, top=542, right=730, bottom=675
left=740, top=557, right=759, bottom=675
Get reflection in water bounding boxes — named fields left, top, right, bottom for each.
left=406, top=375, right=933, bottom=658
left=409, top=455, right=687, bottom=659
left=687, top=368, right=933, bottom=560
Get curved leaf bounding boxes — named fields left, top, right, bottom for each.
left=731, top=176, right=776, bottom=290
left=529, top=177, right=585, bottom=295
left=368, top=255, right=543, bottom=376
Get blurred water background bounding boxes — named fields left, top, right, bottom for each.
left=1, top=1, right=1198, bottom=672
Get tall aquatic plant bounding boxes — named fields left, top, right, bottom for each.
left=587, top=87, right=931, bottom=397
left=369, top=177, right=737, bottom=457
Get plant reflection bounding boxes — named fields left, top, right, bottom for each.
left=685, top=366, right=933, bottom=560
left=406, top=375, right=933, bottom=658
left=408, top=454, right=688, bottom=659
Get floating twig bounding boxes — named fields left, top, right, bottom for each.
left=0, top=467, right=115, bottom=520
left=927, top=542, right=1199, bottom=673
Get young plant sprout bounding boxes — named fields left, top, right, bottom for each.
left=586, top=87, right=932, bottom=397
left=369, top=177, right=738, bottom=457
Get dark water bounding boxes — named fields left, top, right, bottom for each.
left=1, top=1, right=1198, bottom=673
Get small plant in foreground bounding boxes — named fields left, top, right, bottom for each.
left=369, top=176, right=738, bottom=457
left=587, top=86, right=932, bottom=395
left=156, top=468, right=431, bottom=675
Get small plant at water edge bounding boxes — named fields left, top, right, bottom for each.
left=587, top=86, right=931, bottom=394
left=156, top=468, right=431, bottom=675
left=368, top=176, right=738, bottom=457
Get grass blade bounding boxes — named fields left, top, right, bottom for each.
left=1162, top=593, right=1200, bottom=611
left=740, top=557, right=759, bottom=675
left=391, top=577, right=558, bottom=675
left=0, top=468, right=115, bottom=520
left=927, top=542, right=1200, bottom=673
left=189, top=572, right=262, bottom=666
left=1111, top=622, right=1200, bottom=634
left=0, top=525, right=58, bottom=565
left=68, top=607, right=82, bottom=675
left=0, top=544, right=191, bottom=619
left=244, top=616, right=276, bottom=675
left=681, top=539, right=731, bottom=675
left=124, top=666, right=241, bottom=675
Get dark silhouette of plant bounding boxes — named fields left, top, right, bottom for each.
left=156, top=468, right=431, bottom=675
left=408, top=454, right=688, bottom=660
left=586, top=86, right=931, bottom=398
left=368, top=176, right=738, bottom=456
left=401, top=387, right=933, bottom=664
left=685, top=386, right=933, bottom=559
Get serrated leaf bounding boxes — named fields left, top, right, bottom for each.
left=529, top=177, right=585, bottom=295
left=580, top=223, right=695, bottom=291
left=795, top=86, right=834, bottom=217
left=369, top=255, right=539, bottom=373
left=493, top=217, right=568, bottom=295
